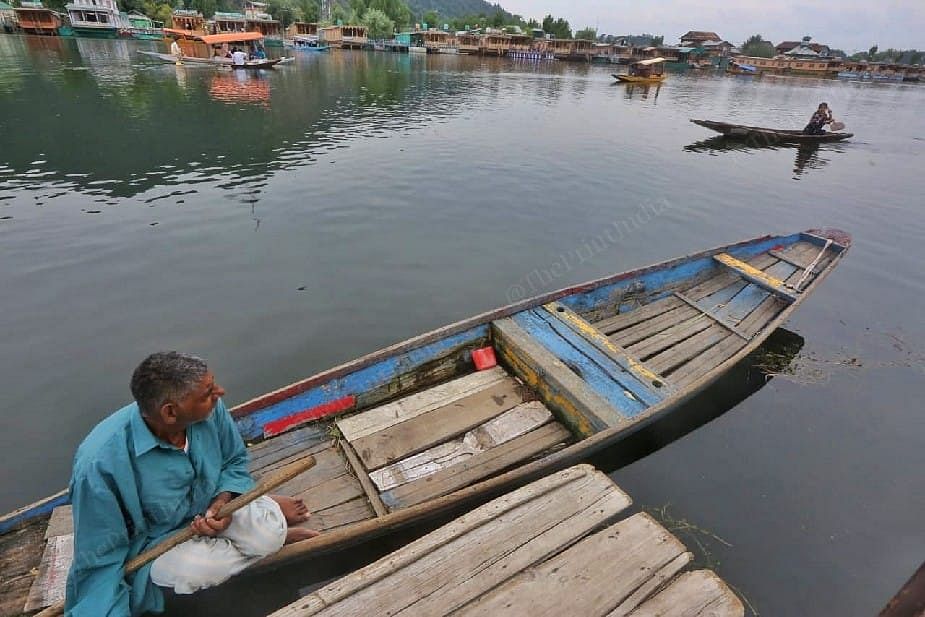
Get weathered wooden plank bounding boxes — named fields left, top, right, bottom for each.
left=456, top=513, right=688, bottom=617
left=713, top=261, right=797, bottom=325
left=679, top=253, right=775, bottom=301
left=514, top=310, right=645, bottom=418
left=352, top=378, right=524, bottom=471
left=292, top=472, right=365, bottom=513
left=336, top=367, right=507, bottom=443
left=270, top=466, right=629, bottom=617
left=646, top=325, right=730, bottom=376
left=305, top=496, right=375, bottom=533
left=734, top=259, right=808, bottom=339
left=340, top=440, right=389, bottom=517
left=593, top=296, right=684, bottom=335
left=606, top=552, right=692, bottom=616
left=493, top=317, right=625, bottom=437
left=23, top=534, right=72, bottom=612
left=43, top=506, right=73, bottom=540
left=0, top=520, right=45, bottom=617
left=380, top=422, right=572, bottom=511
left=544, top=301, right=670, bottom=397
left=250, top=437, right=334, bottom=477
left=624, top=316, right=714, bottom=361
left=270, top=447, right=349, bottom=495
left=625, top=570, right=744, bottom=617
left=670, top=335, right=748, bottom=389
left=697, top=280, right=749, bottom=312
left=673, top=292, right=749, bottom=341
left=610, top=305, right=700, bottom=348
left=369, top=402, right=553, bottom=492
left=714, top=253, right=798, bottom=303
left=247, top=423, right=332, bottom=470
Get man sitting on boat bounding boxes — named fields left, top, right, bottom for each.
left=803, top=102, right=833, bottom=135
left=169, top=38, right=183, bottom=61
left=231, top=47, right=248, bottom=66
left=65, top=352, right=319, bottom=616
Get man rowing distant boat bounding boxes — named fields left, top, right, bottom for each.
left=803, top=102, right=834, bottom=135
left=65, top=352, right=319, bottom=616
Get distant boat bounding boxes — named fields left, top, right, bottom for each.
left=65, top=0, right=128, bottom=39
left=140, top=30, right=288, bottom=69
left=125, top=12, right=162, bottom=40
left=614, top=57, right=666, bottom=83
left=726, top=61, right=758, bottom=75
left=286, top=34, right=328, bottom=52
left=1, top=229, right=850, bottom=616
left=691, top=119, right=853, bottom=143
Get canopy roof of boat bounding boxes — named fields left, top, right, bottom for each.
left=163, top=28, right=263, bottom=44
left=633, top=56, right=665, bottom=66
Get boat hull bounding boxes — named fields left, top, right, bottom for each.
left=71, top=25, right=120, bottom=38
left=0, top=229, right=851, bottom=605
left=691, top=119, right=853, bottom=143
left=137, top=50, right=283, bottom=69
left=613, top=74, right=666, bottom=83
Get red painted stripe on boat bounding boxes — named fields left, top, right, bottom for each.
left=262, top=395, right=356, bottom=438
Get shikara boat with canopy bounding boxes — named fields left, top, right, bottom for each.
left=691, top=119, right=853, bottom=143
left=613, top=57, right=667, bottom=83
left=138, top=29, right=287, bottom=69
left=0, top=229, right=850, bottom=615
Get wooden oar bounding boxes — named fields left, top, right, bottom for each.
left=35, top=454, right=316, bottom=617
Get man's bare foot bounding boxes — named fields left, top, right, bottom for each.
left=285, top=527, right=321, bottom=544
left=271, top=495, right=311, bottom=525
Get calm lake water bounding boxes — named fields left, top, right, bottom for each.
left=2, top=35, right=924, bottom=616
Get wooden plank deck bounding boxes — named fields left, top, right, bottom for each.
left=267, top=465, right=743, bottom=617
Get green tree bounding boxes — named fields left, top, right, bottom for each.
left=361, top=7, right=393, bottom=38
left=741, top=34, right=774, bottom=58
left=575, top=27, right=596, bottom=40
left=267, top=0, right=294, bottom=27
left=489, top=9, right=503, bottom=27
left=651, top=34, right=663, bottom=46
left=295, top=0, right=319, bottom=22
left=330, top=1, right=348, bottom=24
left=421, top=9, right=438, bottom=28
left=191, top=0, right=216, bottom=19
left=526, top=17, right=539, bottom=29
left=868, top=44, right=878, bottom=58
left=368, top=0, right=410, bottom=30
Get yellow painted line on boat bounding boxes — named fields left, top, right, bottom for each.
left=543, top=302, right=664, bottom=386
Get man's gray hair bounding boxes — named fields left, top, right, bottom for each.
left=131, top=351, right=209, bottom=416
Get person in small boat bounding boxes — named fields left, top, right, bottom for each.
left=65, top=352, right=319, bottom=616
left=252, top=45, right=266, bottom=60
left=169, top=38, right=183, bottom=60
left=231, top=46, right=248, bottom=66
left=803, top=102, right=833, bottom=135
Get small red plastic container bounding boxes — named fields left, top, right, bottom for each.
left=471, top=346, right=498, bottom=371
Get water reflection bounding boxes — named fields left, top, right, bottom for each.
left=209, top=71, right=271, bottom=107
left=621, top=83, right=661, bottom=101
left=683, top=136, right=840, bottom=180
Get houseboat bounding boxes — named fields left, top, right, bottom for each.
left=341, top=25, right=367, bottom=49
left=319, top=25, right=342, bottom=48
left=244, top=1, right=281, bottom=46
left=480, top=32, right=510, bottom=56
left=170, top=9, right=205, bottom=34
left=212, top=11, right=247, bottom=34
left=287, top=34, right=328, bottom=52
left=13, top=1, right=63, bottom=35
left=414, top=28, right=451, bottom=53
left=456, top=31, right=480, bottom=54
left=0, top=1, right=15, bottom=33
left=287, top=21, right=318, bottom=38
left=65, top=0, right=128, bottom=38
left=126, top=12, right=162, bottom=39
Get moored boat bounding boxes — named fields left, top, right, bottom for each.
left=65, top=0, right=127, bottom=39
left=287, top=34, right=328, bottom=52
left=691, top=119, right=853, bottom=143
left=0, top=229, right=850, bottom=614
left=614, top=56, right=666, bottom=83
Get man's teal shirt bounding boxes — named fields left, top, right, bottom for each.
left=65, top=399, right=254, bottom=616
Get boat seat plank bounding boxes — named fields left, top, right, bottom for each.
left=369, top=402, right=553, bottom=492
left=624, top=316, right=714, bottom=361
left=379, top=422, right=572, bottom=511
left=23, top=534, right=72, bottom=612
left=247, top=423, right=332, bottom=471
left=543, top=302, right=671, bottom=397
left=618, top=570, right=744, bottom=617
left=340, top=441, right=389, bottom=517
left=672, top=292, right=749, bottom=341
left=456, top=513, right=689, bottom=617
left=493, top=317, right=627, bottom=437
left=272, top=466, right=630, bottom=617
left=335, top=367, right=507, bottom=443
left=646, top=325, right=731, bottom=376
left=713, top=261, right=797, bottom=326
left=291, top=472, right=366, bottom=513
left=610, top=305, right=700, bottom=348
left=714, top=253, right=798, bottom=303
left=249, top=436, right=334, bottom=477
left=43, top=506, right=73, bottom=540
left=679, top=253, right=776, bottom=301
left=514, top=310, right=646, bottom=418
left=350, top=377, right=525, bottom=471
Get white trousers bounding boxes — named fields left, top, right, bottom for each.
left=150, top=496, right=286, bottom=594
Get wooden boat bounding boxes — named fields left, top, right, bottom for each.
left=726, top=60, right=758, bottom=75
left=142, top=29, right=288, bottom=69
left=286, top=34, right=329, bottom=52
left=0, top=229, right=850, bottom=614
left=138, top=49, right=284, bottom=69
left=614, top=56, right=666, bottom=83
left=692, top=119, right=853, bottom=143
